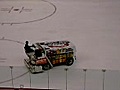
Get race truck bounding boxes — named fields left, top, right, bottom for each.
left=24, top=40, right=76, bottom=73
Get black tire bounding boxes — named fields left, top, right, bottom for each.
left=66, top=58, right=74, bottom=66
left=42, top=64, right=50, bottom=70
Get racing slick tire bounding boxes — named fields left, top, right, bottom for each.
left=66, top=58, right=74, bottom=66
left=42, top=64, right=50, bottom=70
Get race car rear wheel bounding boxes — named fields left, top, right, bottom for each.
left=42, top=64, right=50, bottom=70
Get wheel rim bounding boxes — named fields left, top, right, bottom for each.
left=67, top=58, right=74, bottom=65
left=43, top=64, right=50, bottom=70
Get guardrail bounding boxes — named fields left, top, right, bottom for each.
left=0, top=66, right=120, bottom=90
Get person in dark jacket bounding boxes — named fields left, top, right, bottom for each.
left=24, top=41, right=35, bottom=53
